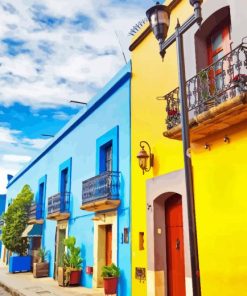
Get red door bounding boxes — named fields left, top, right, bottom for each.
left=165, top=195, right=186, bottom=296
left=105, top=225, right=112, bottom=266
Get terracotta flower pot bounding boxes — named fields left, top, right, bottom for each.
left=103, top=277, right=118, bottom=294
left=69, top=270, right=81, bottom=285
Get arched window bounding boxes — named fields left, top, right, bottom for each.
left=195, top=6, right=231, bottom=72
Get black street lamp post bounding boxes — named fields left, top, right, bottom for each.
left=146, top=1, right=203, bottom=296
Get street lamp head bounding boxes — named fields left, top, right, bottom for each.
left=189, top=0, right=202, bottom=6
left=189, top=0, right=203, bottom=26
left=146, top=2, right=170, bottom=44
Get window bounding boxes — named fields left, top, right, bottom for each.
left=105, top=144, right=112, bottom=172
left=59, top=158, right=72, bottom=212
left=99, top=142, right=112, bottom=173
left=39, top=182, right=44, bottom=205
left=207, top=22, right=231, bottom=92
left=61, top=168, right=69, bottom=193
left=38, top=175, right=46, bottom=219
left=207, top=22, right=230, bottom=66
left=96, top=126, right=119, bottom=175
left=194, top=6, right=231, bottom=72
left=38, top=182, right=45, bottom=219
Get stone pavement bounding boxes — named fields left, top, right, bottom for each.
left=0, top=266, right=105, bottom=296
left=0, top=287, right=11, bottom=296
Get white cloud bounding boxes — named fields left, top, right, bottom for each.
left=23, top=137, right=51, bottom=149
left=0, top=126, right=20, bottom=143
left=0, top=126, right=51, bottom=193
left=53, top=111, right=73, bottom=121
left=0, top=0, right=148, bottom=109
left=2, top=154, right=31, bottom=163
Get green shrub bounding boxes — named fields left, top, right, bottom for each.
left=63, top=236, right=83, bottom=270
left=1, top=185, right=33, bottom=256
left=101, top=263, right=120, bottom=278
left=38, top=248, right=48, bottom=263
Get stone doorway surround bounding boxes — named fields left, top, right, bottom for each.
left=146, top=169, right=192, bottom=296
left=54, top=220, right=68, bottom=280
left=92, top=211, right=117, bottom=288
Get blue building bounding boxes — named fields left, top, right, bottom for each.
left=4, top=63, right=131, bottom=295
left=0, top=194, right=6, bottom=257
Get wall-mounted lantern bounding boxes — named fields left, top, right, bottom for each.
left=136, top=141, right=154, bottom=174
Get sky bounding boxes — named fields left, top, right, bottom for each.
left=0, top=0, right=154, bottom=193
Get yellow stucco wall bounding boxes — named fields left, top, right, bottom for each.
left=192, top=122, right=247, bottom=296
left=130, top=0, right=247, bottom=295
left=130, top=1, right=193, bottom=295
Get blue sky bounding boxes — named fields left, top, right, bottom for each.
left=0, top=0, right=153, bottom=193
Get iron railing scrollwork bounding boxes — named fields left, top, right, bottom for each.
left=48, top=192, right=70, bottom=215
left=82, top=171, right=120, bottom=204
left=163, top=43, right=247, bottom=130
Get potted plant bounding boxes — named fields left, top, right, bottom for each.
left=1, top=185, right=33, bottom=273
left=101, top=263, right=120, bottom=295
left=58, top=236, right=83, bottom=286
left=33, top=248, right=49, bottom=278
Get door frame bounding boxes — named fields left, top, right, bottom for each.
left=165, top=194, right=186, bottom=296
left=92, top=211, right=117, bottom=288
left=54, top=221, right=68, bottom=280
left=146, top=169, right=193, bottom=296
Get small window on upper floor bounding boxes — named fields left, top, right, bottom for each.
left=194, top=6, right=231, bottom=72
left=39, top=182, right=45, bottom=205
left=61, top=168, right=69, bottom=193
left=105, top=144, right=112, bottom=172
left=100, top=142, right=112, bottom=173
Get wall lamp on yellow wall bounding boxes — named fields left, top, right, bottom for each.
left=137, top=141, right=154, bottom=174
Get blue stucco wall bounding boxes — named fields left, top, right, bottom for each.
left=5, top=63, right=131, bottom=295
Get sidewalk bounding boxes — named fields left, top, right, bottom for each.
left=0, top=266, right=105, bottom=296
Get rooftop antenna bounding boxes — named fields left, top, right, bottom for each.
left=115, top=31, right=127, bottom=65
left=41, top=134, right=54, bottom=138
left=69, top=100, right=87, bottom=105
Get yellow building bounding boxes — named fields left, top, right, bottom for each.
left=130, top=0, right=247, bottom=295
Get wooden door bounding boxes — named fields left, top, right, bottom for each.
left=105, top=225, right=112, bottom=266
left=165, top=195, right=186, bottom=296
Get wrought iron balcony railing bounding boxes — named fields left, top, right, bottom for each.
left=82, top=171, right=120, bottom=204
left=29, top=202, right=43, bottom=221
left=47, top=192, right=70, bottom=215
left=163, top=43, right=247, bottom=130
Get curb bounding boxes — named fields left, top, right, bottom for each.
left=0, top=281, right=26, bottom=296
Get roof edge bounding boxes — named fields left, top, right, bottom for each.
left=7, top=62, right=131, bottom=189
left=129, top=0, right=182, bottom=52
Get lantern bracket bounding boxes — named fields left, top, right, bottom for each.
left=137, top=141, right=154, bottom=174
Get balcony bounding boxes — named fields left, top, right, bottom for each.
left=81, top=171, right=120, bottom=212
left=47, top=192, right=70, bottom=220
left=28, top=203, right=44, bottom=224
left=162, top=43, right=247, bottom=141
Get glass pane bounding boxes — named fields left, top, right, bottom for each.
left=213, top=51, right=224, bottom=63
left=215, top=74, right=223, bottom=91
left=211, top=32, right=223, bottom=51
left=105, top=145, right=112, bottom=172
